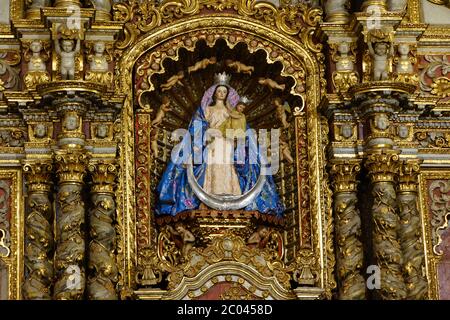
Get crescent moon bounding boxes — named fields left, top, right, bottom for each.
left=186, top=157, right=266, bottom=211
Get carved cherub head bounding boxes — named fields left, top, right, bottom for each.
left=338, top=42, right=350, bottom=55
left=64, top=114, right=79, bottom=131
left=374, top=114, right=389, bottom=131
left=30, top=41, right=42, bottom=54
left=61, top=39, right=75, bottom=53
left=34, top=123, right=47, bottom=138
left=340, top=124, right=353, bottom=139
left=94, top=42, right=106, bottom=55
left=374, top=42, right=389, bottom=56
left=95, top=124, right=108, bottom=139
left=398, top=43, right=410, bottom=56
left=398, top=125, right=409, bottom=139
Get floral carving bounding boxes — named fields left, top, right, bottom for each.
left=419, top=55, right=450, bottom=97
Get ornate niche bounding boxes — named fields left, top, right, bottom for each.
left=115, top=7, right=330, bottom=300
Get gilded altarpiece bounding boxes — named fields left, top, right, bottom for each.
left=2, top=0, right=450, bottom=300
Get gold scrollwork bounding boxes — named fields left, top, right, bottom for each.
left=113, top=0, right=323, bottom=52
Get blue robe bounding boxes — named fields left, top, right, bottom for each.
left=155, top=106, right=285, bottom=217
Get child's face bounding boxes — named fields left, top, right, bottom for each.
left=375, top=43, right=388, bottom=55
left=236, top=104, right=245, bottom=113
left=62, top=40, right=74, bottom=53
left=30, top=41, right=42, bottom=53
left=94, top=42, right=105, bottom=54
left=398, top=44, right=409, bottom=55
left=339, top=43, right=349, bottom=54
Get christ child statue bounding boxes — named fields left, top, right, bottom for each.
left=368, top=41, right=393, bottom=81
left=219, top=102, right=247, bottom=140
left=55, top=38, right=80, bottom=80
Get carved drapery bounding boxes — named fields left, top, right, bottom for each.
left=329, top=160, right=366, bottom=300
left=397, top=160, right=428, bottom=299
left=87, top=161, right=118, bottom=300
left=22, top=162, right=54, bottom=300
left=53, top=151, right=89, bottom=300
left=365, top=151, right=407, bottom=299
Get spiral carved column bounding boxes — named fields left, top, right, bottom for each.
left=53, top=151, right=89, bottom=299
left=365, top=151, right=406, bottom=299
left=330, top=160, right=366, bottom=299
left=397, top=160, right=428, bottom=299
left=22, top=162, right=54, bottom=300
left=87, top=161, right=118, bottom=300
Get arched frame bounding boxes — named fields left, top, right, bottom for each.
left=115, top=13, right=334, bottom=297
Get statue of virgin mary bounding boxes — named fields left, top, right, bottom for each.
left=156, top=73, right=285, bottom=216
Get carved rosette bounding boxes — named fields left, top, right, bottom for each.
left=365, top=151, right=407, bottom=299
left=53, top=151, right=89, bottom=300
left=397, top=160, right=428, bottom=299
left=22, top=162, right=54, bottom=300
left=87, top=161, right=119, bottom=300
left=329, top=160, right=366, bottom=299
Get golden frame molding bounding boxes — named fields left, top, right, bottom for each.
left=418, top=169, right=450, bottom=300
left=116, top=13, right=329, bottom=297
left=0, top=169, right=23, bottom=300
left=137, top=261, right=296, bottom=300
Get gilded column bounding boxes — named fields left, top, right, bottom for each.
left=397, top=160, right=428, bottom=299
left=22, top=162, right=54, bottom=300
left=87, top=161, right=118, bottom=300
left=330, top=160, right=366, bottom=300
left=365, top=151, right=406, bottom=299
left=53, top=98, right=89, bottom=300
left=361, top=96, right=407, bottom=299
left=53, top=151, right=89, bottom=299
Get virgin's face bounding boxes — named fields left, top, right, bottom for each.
left=215, top=86, right=228, bottom=101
